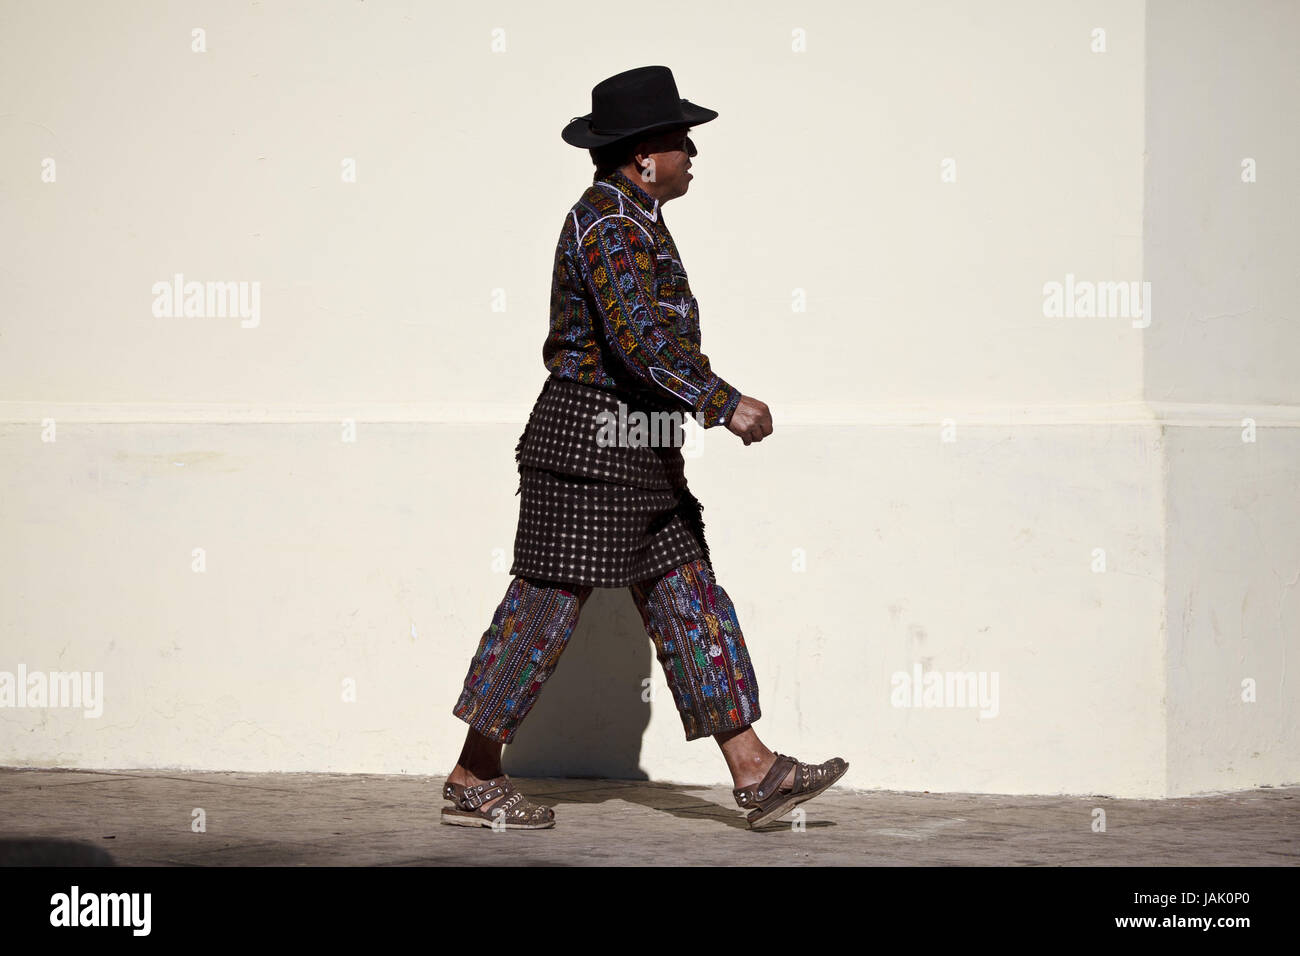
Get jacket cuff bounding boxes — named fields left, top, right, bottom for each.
left=696, top=376, right=743, bottom=429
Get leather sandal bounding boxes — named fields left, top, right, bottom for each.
left=441, top=777, right=556, bottom=829
left=732, top=752, right=849, bottom=828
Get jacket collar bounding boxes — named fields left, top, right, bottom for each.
left=596, top=168, right=661, bottom=222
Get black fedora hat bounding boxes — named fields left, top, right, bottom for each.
left=561, top=65, right=718, bottom=148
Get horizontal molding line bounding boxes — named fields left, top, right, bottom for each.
left=2, top=401, right=1300, bottom=427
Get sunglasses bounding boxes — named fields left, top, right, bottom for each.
left=647, top=131, right=697, bottom=156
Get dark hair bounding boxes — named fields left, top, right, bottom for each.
left=589, top=137, right=642, bottom=181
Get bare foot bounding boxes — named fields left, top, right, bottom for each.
left=445, top=764, right=516, bottom=816
left=734, top=754, right=796, bottom=794
left=446, top=727, right=511, bottom=816
left=715, top=726, right=797, bottom=794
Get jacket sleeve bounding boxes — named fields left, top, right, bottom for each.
left=578, top=214, right=743, bottom=428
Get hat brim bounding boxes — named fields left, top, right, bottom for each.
left=561, top=100, right=718, bottom=148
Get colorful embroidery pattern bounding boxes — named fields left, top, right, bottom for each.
left=451, top=576, right=589, bottom=743
left=542, top=169, right=743, bottom=429
left=451, top=559, right=761, bottom=743
left=629, top=559, right=760, bottom=740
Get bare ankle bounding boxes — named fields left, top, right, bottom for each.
left=729, top=749, right=782, bottom=787
left=450, top=763, right=502, bottom=786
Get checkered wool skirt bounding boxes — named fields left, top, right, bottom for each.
left=507, top=376, right=712, bottom=588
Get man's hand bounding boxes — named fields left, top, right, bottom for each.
left=726, top=395, right=773, bottom=445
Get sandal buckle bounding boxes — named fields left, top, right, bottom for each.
left=464, top=783, right=507, bottom=809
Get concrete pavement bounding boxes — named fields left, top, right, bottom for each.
left=0, top=768, right=1295, bottom=866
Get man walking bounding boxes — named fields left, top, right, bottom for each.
left=444, top=66, right=848, bottom=830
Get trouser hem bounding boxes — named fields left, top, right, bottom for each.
left=682, top=707, right=761, bottom=742
left=451, top=696, right=520, bottom=745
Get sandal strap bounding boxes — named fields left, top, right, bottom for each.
left=442, top=777, right=554, bottom=822
left=446, top=777, right=514, bottom=810
left=492, top=790, right=553, bottom=823
left=784, top=755, right=846, bottom=796
left=732, top=753, right=848, bottom=808
left=732, top=753, right=796, bottom=807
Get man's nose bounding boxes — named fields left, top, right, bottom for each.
left=684, top=136, right=697, bottom=157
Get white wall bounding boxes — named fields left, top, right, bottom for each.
left=1, top=0, right=1293, bottom=797
left=1145, top=0, right=1300, bottom=794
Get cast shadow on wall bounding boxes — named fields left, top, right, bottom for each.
left=500, top=587, right=657, bottom=780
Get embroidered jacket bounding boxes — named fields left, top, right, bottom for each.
left=542, top=168, right=744, bottom=428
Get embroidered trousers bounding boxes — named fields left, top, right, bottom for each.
left=451, top=558, right=761, bottom=743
